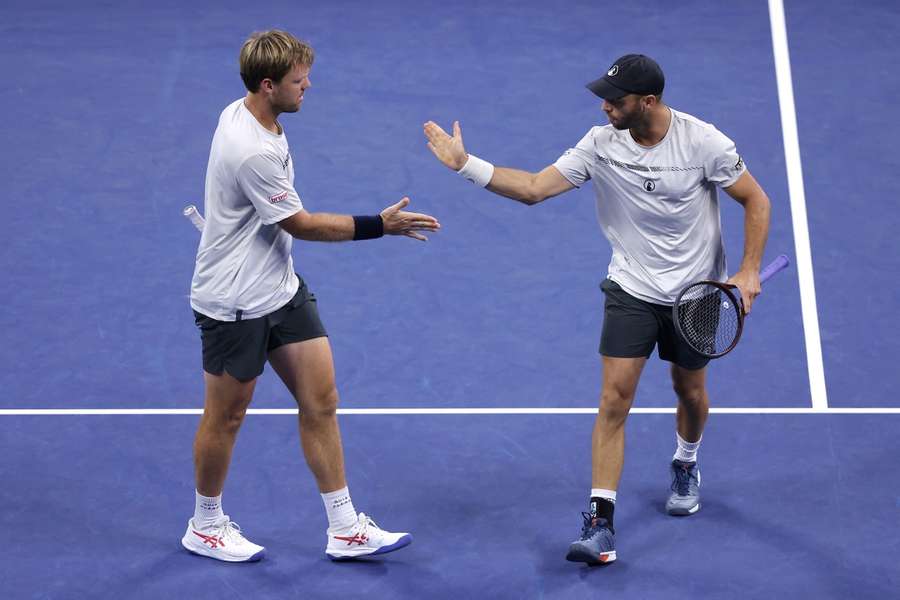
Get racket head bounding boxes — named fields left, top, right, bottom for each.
left=672, top=281, right=744, bottom=358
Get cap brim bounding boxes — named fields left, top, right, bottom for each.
left=586, top=77, right=629, bottom=100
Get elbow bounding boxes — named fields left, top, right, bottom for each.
left=522, top=182, right=545, bottom=205
left=278, top=212, right=311, bottom=239
left=523, top=192, right=544, bottom=206
left=278, top=221, right=302, bottom=239
left=755, top=192, right=772, bottom=216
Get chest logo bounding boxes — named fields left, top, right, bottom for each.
left=643, top=180, right=656, bottom=192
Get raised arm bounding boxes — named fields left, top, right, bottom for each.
left=278, top=197, right=440, bottom=242
left=723, top=170, right=771, bottom=314
left=423, top=120, right=574, bottom=205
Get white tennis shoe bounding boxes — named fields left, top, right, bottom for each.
left=325, top=512, right=412, bottom=560
left=181, top=516, right=266, bottom=562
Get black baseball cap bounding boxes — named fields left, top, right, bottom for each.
left=586, top=54, right=665, bottom=100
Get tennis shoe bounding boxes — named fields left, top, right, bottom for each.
left=325, top=512, right=412, bottom=560
left=566, top=513, right=616, bottom=564
left=181, top=516, right=266, bottom=562
left=666, top=459, right=701, bottom=515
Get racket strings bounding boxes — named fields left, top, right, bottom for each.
left=676, top=284, right=740, bottom=355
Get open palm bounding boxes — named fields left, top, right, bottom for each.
left=423, top=120, right=468, bottom=170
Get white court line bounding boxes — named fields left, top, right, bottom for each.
left=1, top=407, right=898, bottom=416
left=768, top=0, right=828, bottom=409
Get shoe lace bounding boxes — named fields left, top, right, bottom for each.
left=211, top=517, right=246, bottom=545
left=671, top=463, right=698, bottom=495
left=357, top=513, right=379, bottom=538
left=579, top=512, right=608, bottom=540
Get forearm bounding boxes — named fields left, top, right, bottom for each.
left=485, top=166, right=545, bottom=205
left=283, top=212, right=381, bottom=242
left=425, top=121, right=571, bottom=204
left=293, top=212, right=354, bottom=241
left=459, top=156, right=569, bottom=205
left=738, top=193, right=771, bottom=272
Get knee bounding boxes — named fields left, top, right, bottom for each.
left=598, top=388, right=632, bottom=426
left=673, top=381, right=706, bottom=406
left=205, top=406, right=248, bottom=435
left=301, top=386, right=339, bottom=420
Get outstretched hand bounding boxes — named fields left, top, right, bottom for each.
left=380, top=197, right=441, bottom=241
left=423, top=120, right=468, bottom=171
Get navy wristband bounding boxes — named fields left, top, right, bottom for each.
left=352, top=215, right=384, bottom=240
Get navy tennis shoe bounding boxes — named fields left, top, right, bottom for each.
left=566, top=513, right=616, bottom=564
left=666, top=459, right=701, bottom=515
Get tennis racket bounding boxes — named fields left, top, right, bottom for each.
left=183, top=205, right=205, bottom=232
left=672, top=254, right=790, bottom=358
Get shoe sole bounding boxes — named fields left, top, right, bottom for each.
left=182, top=539, right=266, bottom=562
left=666, top=502, right=701, bottom=516
left=327, top=534, right=413, bottom=561
left=565, top=547, right=616, bottom=565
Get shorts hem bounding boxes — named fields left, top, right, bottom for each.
left=268, top=332, right=329, bottom=354
left=599, top=350, right=652, bottom=359
left=665, top=358, right=710, bottom=371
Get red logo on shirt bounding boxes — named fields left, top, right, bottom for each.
left=269, top=191, right=289, bottom=204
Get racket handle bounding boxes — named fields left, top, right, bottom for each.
left=183, top=205, right=205, bottom=232
left=759, top=254, right=790, bottom=284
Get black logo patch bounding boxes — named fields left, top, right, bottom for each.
left=734, top=155, right=744, bottom=172
left=644, top=180, right=656, bottom=192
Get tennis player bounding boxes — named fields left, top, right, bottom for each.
left=183, top=30, right=439, bottom=563
left=423, top=54, right=770, bottom=564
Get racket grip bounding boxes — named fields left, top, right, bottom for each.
left=183, top=205, right=205, bottom=232
left=759, top=254, right=790, bottom=284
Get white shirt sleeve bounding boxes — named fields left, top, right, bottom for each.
left=703, top=127, right=746, bottom=188
left=552, top=129, right=597, bottom=187
left=236, top=152, right=303, bottom=225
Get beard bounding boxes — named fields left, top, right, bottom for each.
left=610, top=106, right=647, bottom=130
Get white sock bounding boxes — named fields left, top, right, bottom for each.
left=590, top=488, right=616, bottom=503
left=321, top=486, right=357, bottom=532
left=194, top=490, right=224, bottom=527
left=674, top=432, right=702, bottom=463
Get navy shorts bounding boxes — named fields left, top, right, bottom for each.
left=193, top=276, right=328, bottom=381
left=599, top=278, right=709, bottom=370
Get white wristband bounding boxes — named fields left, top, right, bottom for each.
left=457, top=154, right=495, bottom=188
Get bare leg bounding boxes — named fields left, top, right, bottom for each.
left=671, top=364, right=709, bottom=443
left=591, top=357, right=647, bottom=489
left=268, top=337, right=346, bottom=493
left=193, top=371, right=257, bottom=496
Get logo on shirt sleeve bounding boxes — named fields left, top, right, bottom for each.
left=269, top=191, right=289, bottom=204
left=733, top=155, right=744, bottom=172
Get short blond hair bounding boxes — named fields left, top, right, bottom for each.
left=239, top=30, right=314, bottom=92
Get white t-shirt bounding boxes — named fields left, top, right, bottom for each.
left=190, top=99, right=303, bottom=321
left=553, top=108, right=745, bottom=305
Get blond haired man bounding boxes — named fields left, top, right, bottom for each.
left=183, top=30, right=438, bottom=562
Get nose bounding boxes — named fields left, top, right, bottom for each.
left=601, top=100, right=612, bottom=113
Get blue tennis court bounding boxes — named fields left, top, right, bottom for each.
left=1, top=0, right=898, bottom=598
